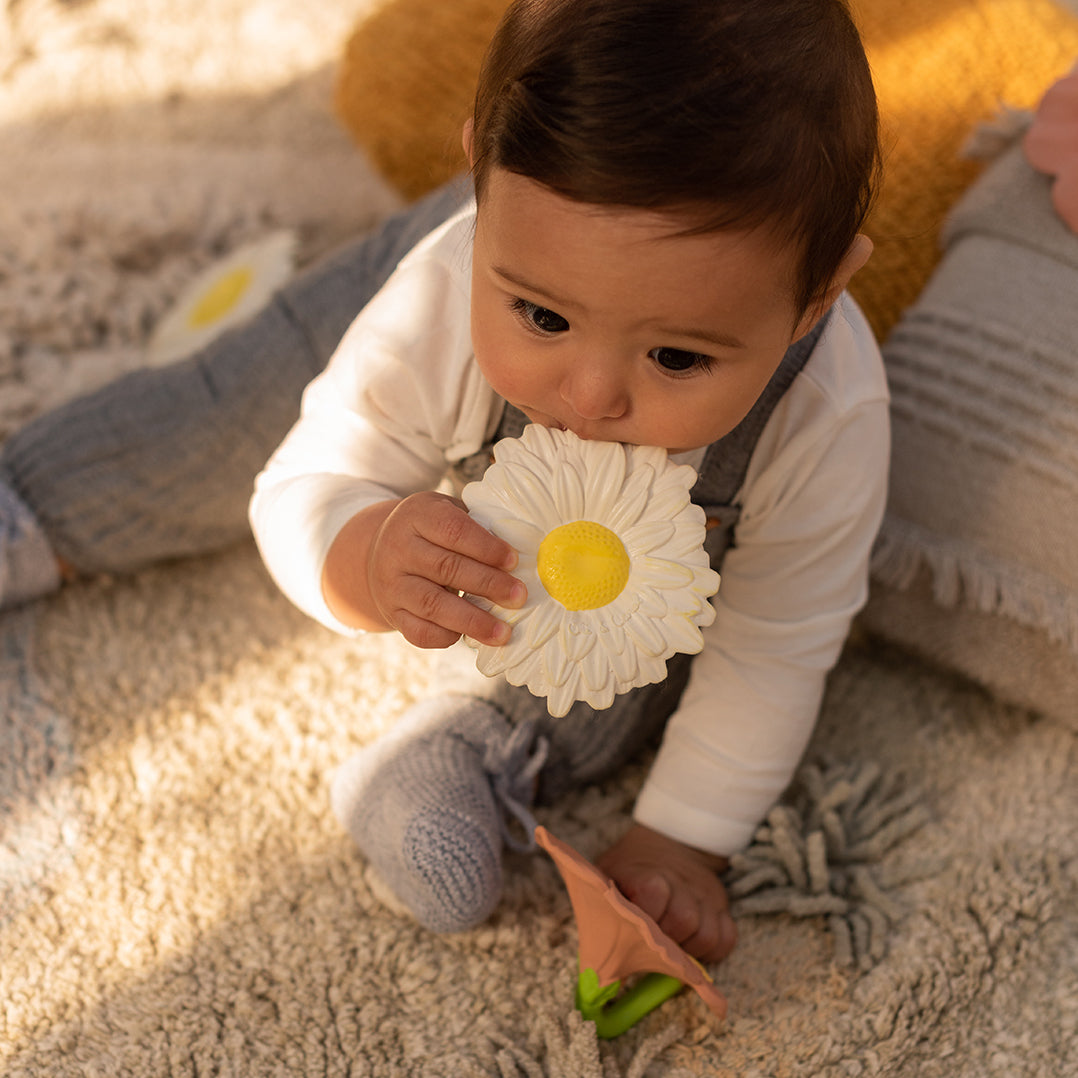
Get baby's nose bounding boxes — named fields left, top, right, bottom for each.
left=559, top=359, right=629, bottom=420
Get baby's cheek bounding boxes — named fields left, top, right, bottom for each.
left=475, top=347, right=542, bottom=404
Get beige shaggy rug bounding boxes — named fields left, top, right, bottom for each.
left=2, top=2, right=1077, bottom=1075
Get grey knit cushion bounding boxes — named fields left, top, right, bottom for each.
left=863, top=141, right=1078, bottom=730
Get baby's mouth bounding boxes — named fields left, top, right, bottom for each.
left=519, top=408, right=595, bottom=440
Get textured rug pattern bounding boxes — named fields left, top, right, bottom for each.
left=2, top=1, right=1077, bottom=1074
left=2, top=549, right=1076, bottom=1076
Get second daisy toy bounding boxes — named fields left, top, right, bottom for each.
left=462, top=425, right=720, bottom=717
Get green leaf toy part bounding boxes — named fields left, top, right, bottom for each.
left=575, top=968, right=685, bottom=1040
left=535, top=826, right=727, bottom=1039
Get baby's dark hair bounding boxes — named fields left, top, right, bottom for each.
left=470, top=0, right=880, bottom=315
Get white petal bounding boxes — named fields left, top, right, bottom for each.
left=597, top=615, right=627, bottom=658
left=491, top=517, right=546, bottom=555
left=652, top=518, right=708, bottom=562
left=660, top=543, right=710, bottom=574
left=580, top=643, right=611, bottom=691
left=622, top=520, right=675, bottom=556
left=581, top=681, right=617, bottom=712
left=625, top=613, right=667, bottom=657
left=507, top=648, right=545, bottom=689
left=698, top=567, right=721, bottom=597
left=541, top=638, right=574, bottom=688
left=516, top=566, right=542, bottom=593
left=632, top=586, right=667, bottom=618
left=517, top=422, right=559, bottom=462
left=659, top=533, right=705, bottom=564
left=546, top=675, right=582, bottom=718
left=485, top=600, right=529, bottom=627
left=693, top=595, right=718, bottom=628
left=676, top=571, right=720, bottom=611
left=465, top=630, right=515, bottom=674
left=523, top=599, right=565, bottom=650
left=667, top=461, right=701, bottom=491
left=501, top=464, right=560, bottom=527
left=582, top=440, right=628, bottom=520
left=605, top=464, right=654, bottom=532
left=655, top=570, right=717, bottom=615
left=660, top=615, right=705, bottom=655
left=462, top=463, right=516, bottom=516
left=633, top=653, right=670, bottom=688
left=629, top=443, right=670, bottom=473
left=607, top=633, right=641, bottom=683
left=645, top=482, right=692, bottom=521
left=474, top=641, right=516, bottom=678
left=637, top=557, right=695, bottom=591
left=553, top=461, right=586, bottom=521
left=489, top=436, right=521, bottom=466
left=563, top=621, right=598, bottom=663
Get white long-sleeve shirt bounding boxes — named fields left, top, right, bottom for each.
left=250, top=201, right=890, bottom=856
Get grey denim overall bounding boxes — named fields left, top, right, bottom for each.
left=448, top=312, right=831, bottom=803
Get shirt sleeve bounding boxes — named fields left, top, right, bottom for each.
left=248, top=210, right=499, bottom=634
left=633, top=301, right=890, bottom=856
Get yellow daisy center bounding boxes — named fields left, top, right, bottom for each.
left=537, top=520, right=631, bottom=611
left=187, top=266, right=253, bottom=328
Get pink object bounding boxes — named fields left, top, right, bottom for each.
left=1024, top=62, right=1078, bottom=233
left=535, top=825, right=728, bottom=1021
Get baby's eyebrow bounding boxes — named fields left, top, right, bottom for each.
left=492, top=265, right=579, bottom=312
left=652, top=325, right=748, bottom=350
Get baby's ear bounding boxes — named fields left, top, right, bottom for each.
left=794, top=233, right=874, bottom=338
left=462, top=119, right=475, bottom=167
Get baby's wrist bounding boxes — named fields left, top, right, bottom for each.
left=627, top=822, right=729, bottom=872
left=321, top=500, right=399, bottom=631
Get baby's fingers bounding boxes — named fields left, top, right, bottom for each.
left=393, top=577, right=513, bottom=649
left=414, top=500, right=526, bottom=610
left=423, top=543, right=526, bottom=612
left=369, top=493, right=525, bottom=647
left=420, top=496, right=518, bottom=575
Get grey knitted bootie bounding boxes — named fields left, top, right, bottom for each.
left=330, top=696, right=547, bottom=933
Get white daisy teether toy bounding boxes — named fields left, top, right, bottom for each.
left=462, top=424, right=720, bottom=717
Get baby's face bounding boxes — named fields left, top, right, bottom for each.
left=470, top=168, right=819, bottom=454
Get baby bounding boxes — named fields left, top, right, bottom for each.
left=250, top=0, right=888, bottom=964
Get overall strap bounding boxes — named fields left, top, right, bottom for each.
left=449, top=403, right=528, bottom=488
left=695, top=309, right=831, bottom=567
left=692, top=308, right=831, bottom=507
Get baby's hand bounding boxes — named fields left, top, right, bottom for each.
left=595, top=823, right=737, bottom=965
left=325, top=491, right=526, bottom=649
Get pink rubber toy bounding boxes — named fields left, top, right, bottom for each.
left=535, top=826, right=727, bottom=1038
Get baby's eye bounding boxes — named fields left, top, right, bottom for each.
left=649, top=347, right=713, bottom=375
left=511, top=298, right=570, bottom=334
